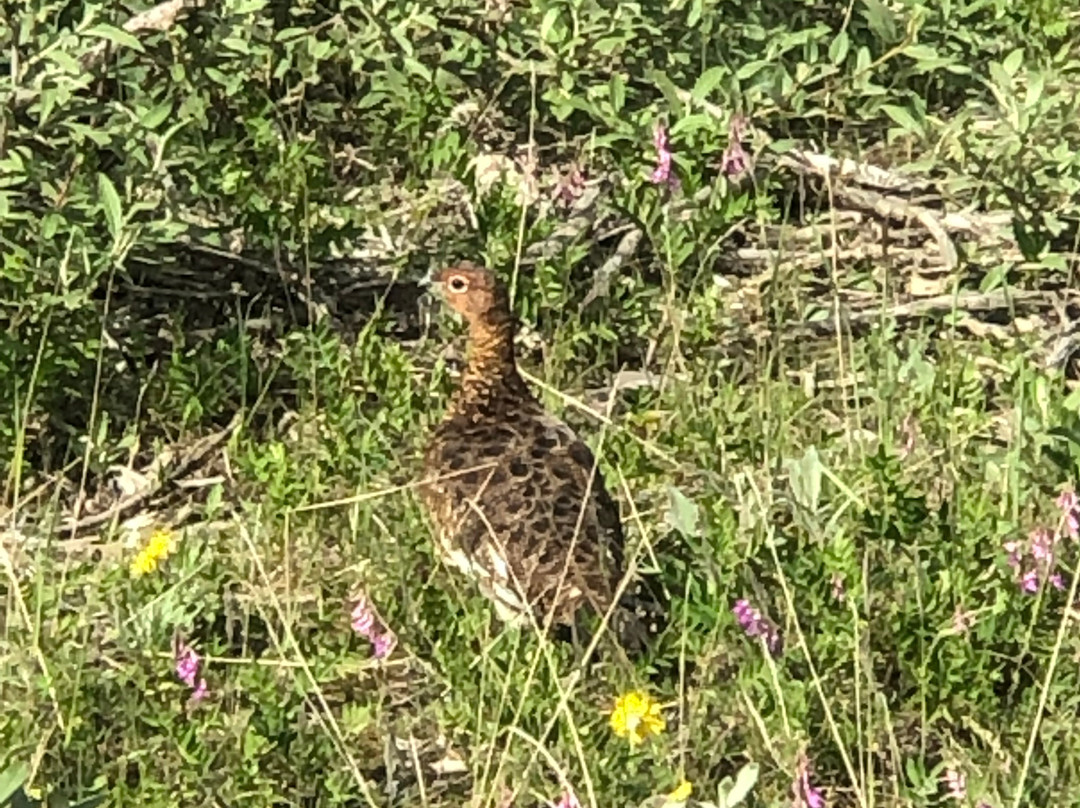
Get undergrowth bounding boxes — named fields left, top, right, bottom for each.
left=3, top=1, right=1080, bottom=807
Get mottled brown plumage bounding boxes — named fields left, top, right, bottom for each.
left=419, top=262, right=663, bottom=646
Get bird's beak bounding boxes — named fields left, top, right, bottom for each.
left=420, top=269, right=441, bottom=293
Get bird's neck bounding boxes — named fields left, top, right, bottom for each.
left=452, top=314, right=528, bottom=411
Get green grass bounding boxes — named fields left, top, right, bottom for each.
left=4, top=1, right=1080, bottom=806
left=6, top=267, right=1080, bottom=806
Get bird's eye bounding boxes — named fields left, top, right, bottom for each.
left=447, top=275, right=468, bottom=293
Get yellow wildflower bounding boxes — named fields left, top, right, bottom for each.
left=666, top=780, right=692, bottom=803
left=130, top=528, right=174, bottom=576
left=609, top=690, right=665, bottom=746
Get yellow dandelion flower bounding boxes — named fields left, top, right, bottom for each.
left=665, top=780, right=692, bottom=804
left=130, top=528, right=174, bottom=576
left=609, top=690, right=665, bottom=746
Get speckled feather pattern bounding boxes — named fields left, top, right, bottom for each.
left=419, top=265, right=657, bottom=638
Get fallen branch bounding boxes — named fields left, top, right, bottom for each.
left=59, top=413, right=240, bottom=537
left=581, top=226, right=642, bottom=308
left=792, top=288, right=1071, bottom=335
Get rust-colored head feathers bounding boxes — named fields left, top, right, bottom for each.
left=431, top=262, right=519, bottom=400
left=431, top=262, right=510, bottom=326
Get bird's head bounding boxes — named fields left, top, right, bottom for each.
left=429, top=262, right=509, bottom=325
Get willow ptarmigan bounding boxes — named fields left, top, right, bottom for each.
left=419, top=262, right=664, bottom=648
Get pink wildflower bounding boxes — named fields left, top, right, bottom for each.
left=351, top=593, right=396, bottom=659
left=650, top=123, right=677, bottom=188
left=1030, top=528, right=1054, bottom=562
left=175, top=643, right=200, bottom=687
left=350, top=598, right=375, bottom=635
left=830, top=573, right=846, bottom=602
left=1005, top=521, right=1068, bottom=594
left=190, top=677, right=208, bottom=703
left=1021, top=568, right=1040, bottom=593
left=792, top=754, right=824, bottom=808
left=174, top=639, right=209, bottom=704
left=734, top=598, right=782, bottom=656
left=720, top=115, right=751, bottom=178
left=553, top=164, right=586, bottom=207
left=553, top=790, right=581, bottom=808
left=944, top=768, right=966, bottom=800
left=371, top=631, right=396, bottom=659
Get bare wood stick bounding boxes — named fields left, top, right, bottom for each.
left=57, top=412, right=239, bottom=535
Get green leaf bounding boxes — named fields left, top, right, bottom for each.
left=735, top=60, right=769, bottom=81
left=978, top=263, right=1008, bottom=293
left=221, top=36, right=251, bottom=54
left=539, top=8, right=561, bottom=43
left=83, top=23, right=145, bottom=52
left=665, top=486, right=701, bottom=537
left=609, top=72, right=626, bottom=113
left=37, top=86, right=57, bottom=125
left=724, top=762, right=759, bottom=806
left=139, top=102, right=173, bottom=129
left=901, top=43, right=956, bottom=72
left=97, top=173, right=123, bottom=240
left=44, top=49, right=82, bottom=74
left=687, top=0, right=704, bottom=27
left=274, top=27, right=308, bottom=42
left=0, top=761, right=29, bottom=803
left=1002, top=47, right=1024, bottom=77
left=902, top=44, right=939, bottom=61
left=692, top=65, right=726, bottom=101
left=987, top=61, right=1012, bottom=92
left=828, top=31, right=849, bottom=65
left=1026, top=70, right=1045, bottom=108
left=880, top=104, right=923, bottom=135
left=860, top=0, right=898, bottom=42
left=670, top=113, right=715, bottom=137
left=787, top=446, right=823, bottom=513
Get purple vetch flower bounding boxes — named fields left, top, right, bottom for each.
left=175, top=643, right=199, bottom=687
left=1050, top=572, right=1066, bottom=590
left=720, top=115, right=751, bottom=178
left=733, top=598, right=781, bottom=656
left=174, top=639, right=209, bottom=704
left=552, top=163, right=586, bottom=207
left=650, top=123, right=678, bottom=188
left=350, top=597, right=375, bottom=635
left=1057, top=490, right=1079, bottom=538
left=943, top=768, right=967, bottom=800
left=552, top=789, right=581, bottom=808
left=351, top=593, right=396, bottom=659
left=1020, top=568, right=1040, bottom=594
left=1030, top=528, right=1054, bottom=563
left=1003, top=540, right=1022, bottom=569
left=190, top=676, right=208, bottom=703
left=792, top=753, right=824, bottom=808
left=370, top=631, right=396, bottom=660
left=1004, top=523, right=1066, bottom=594
left=830, top=572, right=846, bottom=603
